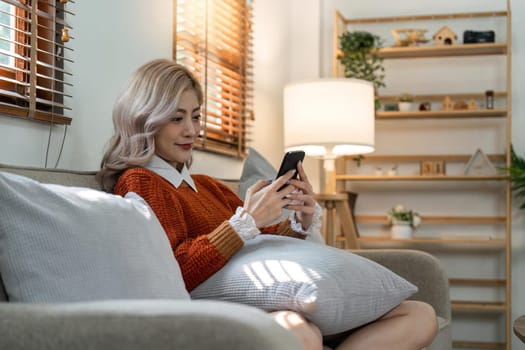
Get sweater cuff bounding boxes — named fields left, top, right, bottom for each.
left=208, top=221, right=244, bottom=259
left=277, top=220, right=307, bottom=240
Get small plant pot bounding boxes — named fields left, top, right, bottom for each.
left=398, top=102, right=414, bottom=112
left=391, top=222, right=413, bottom=239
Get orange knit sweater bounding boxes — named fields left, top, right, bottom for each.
left=114, top=167, right=304, bottom=291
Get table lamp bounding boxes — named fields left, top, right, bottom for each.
left=283, top=78, right=375, bottom=193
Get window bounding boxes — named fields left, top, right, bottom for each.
left=174, top=0, right=254, bottom=158
left=0, top=0, right=73, bottom=125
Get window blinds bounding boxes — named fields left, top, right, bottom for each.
left=175, top=0, right=253, bottom=157
left=0, top=0, right=73, bottom=125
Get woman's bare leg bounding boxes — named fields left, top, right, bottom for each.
left=271, top=310, right=323, bottom=350
left=335, top=301, right=438, bottom=350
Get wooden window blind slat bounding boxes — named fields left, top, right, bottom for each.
left=0, top=0, right=73, bottom=125
left=175, top=0, right=253, bottom=157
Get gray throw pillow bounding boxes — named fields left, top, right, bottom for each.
left=191, top=235, right=417, bottom=335
left=0, top=171, right=189, bottom=302
left=239, top=148, right=293, bottom=222
left=239, top=147, right=278, bottom=200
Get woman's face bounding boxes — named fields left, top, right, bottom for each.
left=154, top=89, right=202, bottom=167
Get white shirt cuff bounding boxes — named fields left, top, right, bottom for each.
left=289, top=202, right=323, bottom=237
left=229, top=207, right=260, bottom=241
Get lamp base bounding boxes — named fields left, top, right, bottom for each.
left=323, top=158, right=336, bottom=193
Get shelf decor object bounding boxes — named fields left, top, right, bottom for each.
left=337, top=31, right=386, bottom=91
left=387, top=204, right=422, bottom=239
left=432, top=25, right=458, bottom=45
left=463, top=148, right=497, bottom=175
left=390, top=221, right=413, bottom=239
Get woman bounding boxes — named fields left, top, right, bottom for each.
left=98, top=59, right=437, bottom=350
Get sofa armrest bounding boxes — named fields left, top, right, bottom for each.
left=351, top=249, right=451, bottom=321
left=0, top=300, right=301, bottom=350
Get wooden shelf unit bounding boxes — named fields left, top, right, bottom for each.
left=449, top=278, right=506, bottom=287
left=333, top=2, right=512, bottom=348
left=377, top=42, right=507, bottom=59
left=336, top=174, right=507, bottom=181
left=376, top=109, right=507, bottom=120
left=342, top=153, right=506, bottom=163
left=377, top=92, right=507, bottom=103
left=452, top=341, right=505, bottom=349
left=351, top=236, right=506, bottom=251
left=355, top=214, right=506, bottom=224
left=336, top=42, right=507, bottom=61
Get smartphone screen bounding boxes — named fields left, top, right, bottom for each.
left=275, top=151, right=305, bottom=189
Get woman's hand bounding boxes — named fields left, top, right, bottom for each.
left=285, top=161, right=316, bottom=230
left=243, top=170, right=298, bottom=227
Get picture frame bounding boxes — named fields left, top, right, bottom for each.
left=463, top=148, right=497, bottom=175
left=420, top=160, right=446, bottom=176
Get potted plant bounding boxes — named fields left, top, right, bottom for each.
left=338, top=30, right=385, bottom=109
left=387, top=204, right=421, bottom=239
left=502, top=145, right=525, bottom=209
left=398, top=93, right=414, bottom=112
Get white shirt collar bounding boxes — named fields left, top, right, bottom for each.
left=144, top=155, right=198, bottom=192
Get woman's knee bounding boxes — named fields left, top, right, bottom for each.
left=404, top=300, right=439, bottom=346
left=270, top=311, right=323, bottom=350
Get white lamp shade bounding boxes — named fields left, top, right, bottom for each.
left=283, top=79, right=375, bottom=157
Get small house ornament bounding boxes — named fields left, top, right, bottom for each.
left=432, top=26, right=457, bottom=45
left=468, top=99, right=478, bottom=110
left=453, top=100, right=468, bottom=110
left=441, top=96, right=453, bottom=110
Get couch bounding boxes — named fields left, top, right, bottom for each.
left=0, top=163, right=452, bottom=349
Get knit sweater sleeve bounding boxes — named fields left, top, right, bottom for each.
left=209, top=178, right=306, bottom=239
left=114, top=168, right=243, bottom=291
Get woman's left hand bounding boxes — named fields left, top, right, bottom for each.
left=283, top=161, right=316, bottom=230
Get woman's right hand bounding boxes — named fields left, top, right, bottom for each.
left=243, top=170, right=297, bottom=227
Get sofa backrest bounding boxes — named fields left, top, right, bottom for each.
left=0, top=163, right=100, bottom=189
left=0, top=164, right=101, bottom=302
left=0, top=163, right=239, bottom=302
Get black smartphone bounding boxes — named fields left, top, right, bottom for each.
left=275, top=150, right=305, bottom=190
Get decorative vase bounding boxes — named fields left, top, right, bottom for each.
left=391, top=221, right=413, bottom=239
left=398, top=102, right=413, bottom=112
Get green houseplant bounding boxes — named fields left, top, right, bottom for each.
left=503, top=145, right=525, bottom=209
left=387, top=205, right=421, bottom=228
left=398, top=93, right=414, bottom=102
left=387, top=205, right=421, bottom=239
left=338, top=31, right=386, bottom=91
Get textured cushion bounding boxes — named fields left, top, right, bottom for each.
left=239, top=148, right=293, bottom=223
left=191, top=235, right=417, bottom=335
left=239, top=147, right=278, bottom=200
left=0, top=171, right=189, bottom=302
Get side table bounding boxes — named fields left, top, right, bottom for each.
left=514, top=315, right=525, bottom=343
left=314, top=193, right=359, bottom=249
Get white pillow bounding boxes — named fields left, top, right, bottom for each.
left=191, top=235, right=417, bottom=335
left=0, top=171, right=189, bottom=302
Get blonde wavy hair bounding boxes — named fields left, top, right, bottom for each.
left=97, top=59, right=203, bottom=192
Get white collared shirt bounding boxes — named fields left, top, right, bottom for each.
left=144, top=155, right=198, bottom=192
